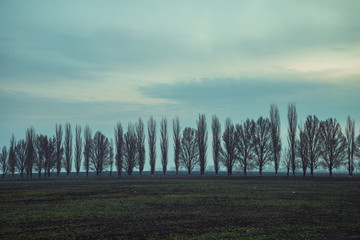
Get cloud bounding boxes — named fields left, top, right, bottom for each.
left=139, top=76, right=360, bottom=121
left=1, top=0, right=360, bottom=154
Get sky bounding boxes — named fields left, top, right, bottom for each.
left=1, top=0, right=360, bottom=172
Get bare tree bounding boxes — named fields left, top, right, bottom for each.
left=0, top=146, right=8, bottom=179
left=83, top=125, right=92, bottom=177
left=356, top=132, right=360, bottom=167
left=197, top=114, right=208, bottom=176
left=91, top=131, right=111, bottom=176
left=75, top=125, right=82, bottom=176
left=109, top=139, right=114, bottom=176
left=173, top=117, right=181, bottom=175
left=160, top=118, right=168, bottom=175
left=25, top=127, right=36, bottom=178
left=64, top=123, right=73, bottom=176
left=287, top=102, right=298, bottom=176
left=253, top=117, right=272, bottom=176
left=270, top=104, right=282, bottom=175
left=148, top=117, right=156, bottom=175
left=124, top=123, right=138, bottom=176
left=221, top=118, right=236, bottom=176
left=345, top=116, right=355, bottom=176
left=297, top=125, right=308, bottom=176
left=55, top=124, right=64, bottom=176
left=303, top=115, right=322, bottom=176
left=235, top=119, right=255, bottom=176
left=44, top=136, right=56, bottom=177
left=282, top=147, right=291, bottom=177
left=320, top=118, right=347, bottom=176
left=136, top=118, right=146, bottom=175
left=212, top=115, right=221, bottom=176
left=35, top=134, right=46, bottom=177
left=114, top=122, right=124, bottom=176
left=179, top=127, right=199, bottom=175
left=15, top=139, right=26, bottom=178
left=8, top=135, right=16, bottom=177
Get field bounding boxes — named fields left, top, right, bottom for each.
left=0, top=177, right=359, bottom=239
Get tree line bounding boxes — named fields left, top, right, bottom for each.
left=1, top=103, right=360, bottom=179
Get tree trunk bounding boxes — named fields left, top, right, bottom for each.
left=228, top=167, right=232, bottom=176
left=200, top=166, right=204, bottom=176
left=349, top=162, right=353, bottom=176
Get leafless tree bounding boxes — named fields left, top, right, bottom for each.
left=221, top=118, right=237, bottom=176
left=25, top=127, right=36, bottom=178
left=212, top=115, right=222, bottom=176
left=1, top=146, right=8, bottom=178
left=114, top=122, right=124, bottom=176
left=235, top=119, right=255, bottom=176
left=55, top=124, right=64, bottom=176
left=282, top=147, right=291, bottom=177
left=179, top=127, right=199, bottom=175
left=75, top=125, right=82, bottom=176
left=197, top=114, right=208, bottom=176
left=303, top=115, right=322, bottom=176
left=83, top=125, right=92, bottom=177
left=345, top=116, right=355, bottom=176
left=136, top=118, right=146, bottom=175
left=148, top=117, right=156, bottom=175
left=8, top=135, right=16, bottom=177
left=320, top=118, right=347, bottom=176
left=356, top=132, right=360, bottom=166
left=287, top=102, right=298, bottom=176
left=15, top=139, right=26, bottom=178
left=160, top=118, right=168, bottom=175
left=297, top=125, right=308, bottom=176
left=43, top=136, right=56, bottom=177
left=64, top=123, right=73, bottom=176
left=124, top=123, right=138, bottom=176
left=91, top=131, right=111, bottom=176
left=109, top=139, right=114, bottom=176
left=253, top=117, right=272, bottom=176
left=35, top=134, right=46, bottom=177
left=270, top=104, right=281, bottom=175
left=173, top=117, right=181, bottom=175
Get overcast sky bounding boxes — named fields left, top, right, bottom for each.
left=1, top=1, right=359, bottom=171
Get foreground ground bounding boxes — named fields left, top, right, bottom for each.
left=0, top=177, right=359, bottom=239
